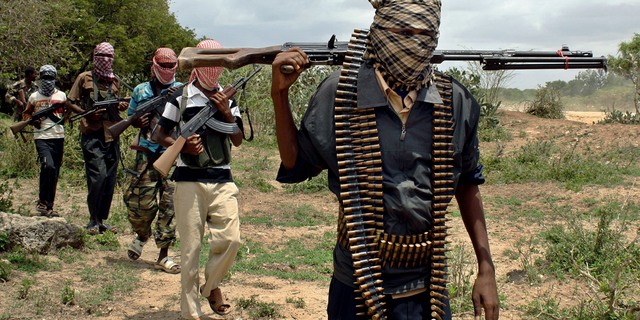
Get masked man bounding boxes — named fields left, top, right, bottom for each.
left=67, top=42, right=129, bottom=235
left=22, top=65, right=67, bottom=217
left=270, top=0, right=499, bottom=319
left=156, top=40, right=244, bottom=320
left=124, top=47, right=182, bottom=274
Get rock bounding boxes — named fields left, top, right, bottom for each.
left=0, top=211, right=83, bottom=253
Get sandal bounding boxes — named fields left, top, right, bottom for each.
left=207, top=287, right=232, bottom=315
left=154, top=256, right=181, bottom=274
left=99, top=223, right=117, bottom=234
left=35, top=201, right=48, bottom=215
left=127, top=238, right=147, bottom=260
left=40, top=209, right=60, bottom=218
left=86, top=222, right=100, bottom=235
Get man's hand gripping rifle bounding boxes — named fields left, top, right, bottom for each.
left=108, top=83, right=187, bottom=139
left=153, top=66, right=263, bottom=177
left=10, top=102, right=65, bottom=138
left=69, top=97, right=130, bottom=127
left=177, top=34, right=607, bottom=72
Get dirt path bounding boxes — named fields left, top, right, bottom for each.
left=1, top=109, right=639, bottom=320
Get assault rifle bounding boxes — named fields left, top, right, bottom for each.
left=108, top=83, right=187, bottom=139
left=177, top=34, right=607, bottom=72
left=153, top=66, right=262, bottom=177
left=10, top=102, right=65, bottom=137
left=69, top=97, right=130, bottom=127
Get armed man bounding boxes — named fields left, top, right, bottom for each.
left=22, top=65, right=68, bottom=218
left=122, top=47, right=182, bottom=274
left=155, top=39, right=244, bottom=320
left=67, top=42, right=129, bottom=236
left=5, top=67, right=39, bottom=122
left=270, top=0, right=499, bottom=319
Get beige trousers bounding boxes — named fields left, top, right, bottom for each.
left=174, top=181, right=241, bottom=319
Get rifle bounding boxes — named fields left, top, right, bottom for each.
left=153, top=66, right=262, bottom=177
left=69, top=97, right=130, bottom=127
left=108, top=83, right=187, bottom=139
left=177, top=34, right=607, bottom=72
left=10, top=102, right=65, bottom=137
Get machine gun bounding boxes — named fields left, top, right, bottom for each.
left=108, top=83, right=187, bottom=139
left=153, top=66, right=262, bottom=177
left=10, top=102, right=65, bottom=137
left=177, top=34, right=607, bottom=72
left=69, top=97, right=130, bottom=127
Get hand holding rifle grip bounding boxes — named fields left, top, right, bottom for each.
left=153, top=67, right=261, bottom=177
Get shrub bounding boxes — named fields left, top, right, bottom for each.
left=0, top=259, right=11, bottom=281
left=525, top=85, right=565, bottom=119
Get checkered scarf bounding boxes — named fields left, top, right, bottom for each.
left=367, top=0, right=441, bottom=91
left=189, top=40, right=224, bottom=91
left=93, top=42, right=116, bottom=82
left=152, top=47, right=178, bottom=85
left=38, top=65, right=57, bottom=97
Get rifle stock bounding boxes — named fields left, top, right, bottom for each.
left=10, top=121, right=30, bottom=137
left=153, top=135, right=187, bottom=177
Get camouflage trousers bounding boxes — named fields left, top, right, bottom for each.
left=123, top=150, right=176, bottom=249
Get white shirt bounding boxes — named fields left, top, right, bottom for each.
left=161, top=82, right=241, bottom=168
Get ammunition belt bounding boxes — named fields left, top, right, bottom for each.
left=334, top=28, right=455, bottom=320
left=428, top=72, right=455, bottom=320
left=334, top=28, right=387, bottom=320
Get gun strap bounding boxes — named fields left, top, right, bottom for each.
left=334, top=29, right=456, bottom=320
left=24, top=110, right=70, bottom=134
left=239, top=85, right=254, bottom=142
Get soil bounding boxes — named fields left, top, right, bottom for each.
left=1, top=108, right=639, bottom=320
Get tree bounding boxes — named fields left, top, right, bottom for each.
left=608, top=33, right=640, bottom=114
left=0, top=0, right=76, bottom=84
left=1, top=0, right=199, bottom=92
left=466, top=61, right=516, bottom=107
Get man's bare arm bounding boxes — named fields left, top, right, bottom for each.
left=455, top=183, right=499, bottom=320
left=270, top=48, right=309, bottom=170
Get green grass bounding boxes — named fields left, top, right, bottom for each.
left=482, top=140, right=640, bottom=191
left=243, top=204, right=334, bottom=227
left=3, top=249, right=55, bottom=274
left=282, top=171, right=329, bottom=194
left=231, top=233, right=334, bottom=281
left=77, top=263, right=140, bottom=313
left=235, top=295, right=281, bottom=319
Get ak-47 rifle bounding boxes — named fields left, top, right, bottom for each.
left=108, top=83, right=187, bottom=139
left=177, top=34, right=607, bottom=72
left=153, top=66, right=262, bottom=177
left=10, top=102, right=65, bottom=137
left=69, top=97, right=131, bottom=127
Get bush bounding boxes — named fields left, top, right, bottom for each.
left=0, top=259, right=11, bottom=281
left=597, top=109, right=640, bottom=125
left=525, top=85, right=565, bottom=119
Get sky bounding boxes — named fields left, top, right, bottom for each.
left=168, top=0, right=640, bottom=89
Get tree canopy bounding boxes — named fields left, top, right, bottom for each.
left=608, top=33, right=640, bottom=114
left=1, top=0, right=198, bottom=91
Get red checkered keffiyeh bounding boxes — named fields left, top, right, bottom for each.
left=151, top=47, right=178, bottom=85
left=189, top=40, right=224, bottom=91
left=93, top=42, right=116, bottom=82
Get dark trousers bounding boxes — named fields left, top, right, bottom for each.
left=35, top=138, right=64, bottom=207
left=81, top=129, right=118, bottom=222
left=327, top=277, right=452, bottom=320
